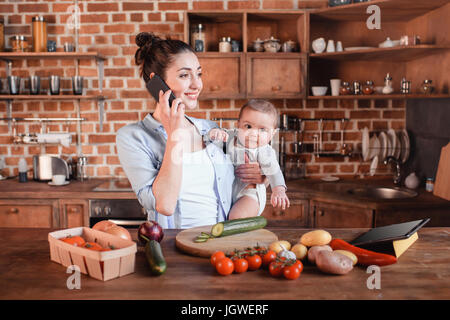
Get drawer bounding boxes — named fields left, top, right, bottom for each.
left=247, top=53, right=307, bottom=98
left=198, top=53, right=245, bottom=98
left=0, top=202, right=57, bottom=228
left=262, top=199, right=309, bottom=227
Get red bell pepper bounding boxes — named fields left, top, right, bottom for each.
left=330, top=239, right=397, bottom=266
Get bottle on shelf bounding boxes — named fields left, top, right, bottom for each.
left=18, top=157, right=28, bottom=183
left=32, top=16, right=47, bottom=52
left=191, top=24, right=206, bottom=52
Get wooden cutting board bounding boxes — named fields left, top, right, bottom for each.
left=434, top=142, right=450, bottom=200
left=175, top=225, right=278, bottom=258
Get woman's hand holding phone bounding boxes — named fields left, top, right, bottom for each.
left=158, top=89, right=185, bottom=137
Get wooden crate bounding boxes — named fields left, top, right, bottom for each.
left=48, top=227, right=137, bottom=281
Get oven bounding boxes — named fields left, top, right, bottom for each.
left=89, top=199, right=148, bottom=229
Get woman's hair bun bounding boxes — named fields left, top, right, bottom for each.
left=135, top=32, right=160, bottom=48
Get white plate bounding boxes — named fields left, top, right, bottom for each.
left=321, top=175, right=340, bottom=182
left=378, top=131, right=388, bottom=161
left=400, top=129, right=410, bottom=163
left=362, top=127, right=370, bottom=161
left=344, top=46, right=376, bottom=51
left=0, top=175, right=7, bottom=181
left=393, top=132, right=402, bottom=159
left=370, top=155, right=378, bottom=176
left=48, top=181, right=70, bottom=186
left=368, top=134, right=380, bottom=159
left=387, top=129, right=397, bottom=158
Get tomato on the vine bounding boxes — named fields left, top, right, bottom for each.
left=233, top=258, right=248, bottom=274
left=268, top=261, right=284, bottom=277
left=210, top=251, right=226, bottom=267
left=294, top=259, right=304, bottom=273
left=283, top=264, right=301, bottom=280
left=215, top=257, right=234, bottom=276
left=246, top=254, right=262, bottom=271
left=262, top=250, right=277, bottom=267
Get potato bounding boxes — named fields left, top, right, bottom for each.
left=269, top=240, right=291, bottom=254
left=334, top=250, right=358, bottom=266
left=291, top=244, right=308, bottom=260
left=307, top=245, right=332, bottom=264
left=316, top=250, right=353, bottom=275
left=300, top=230, right=332, bottom=247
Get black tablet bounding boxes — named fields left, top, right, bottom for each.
left=350, top=218, right=430, bottom=246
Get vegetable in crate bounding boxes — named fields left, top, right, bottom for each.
left=139, top=221, right=164, bottom=244
left=92, top=220, right=132, bottom=241
left=145, top=240, right=167, bottom=276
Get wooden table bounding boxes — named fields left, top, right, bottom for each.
left=1, top=227, right=449, bottom=300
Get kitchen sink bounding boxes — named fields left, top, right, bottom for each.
left=347, top=187, right=418, bottom=199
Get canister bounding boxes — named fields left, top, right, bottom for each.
left=32, top=16, right=47, bottom=52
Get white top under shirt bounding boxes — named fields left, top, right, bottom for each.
left=178, top=148, right=219, bottom=229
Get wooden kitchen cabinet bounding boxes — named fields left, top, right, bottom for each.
left=59, top=199, right=89, bottom=228
left=312, top=200, right=373, bottom=228
left=247, top=53, right=307, bottom=99
left=197, top=52, right=245, bottom=99
left=262, top=198, right=309, bottom=227
left=0, top=199, right=59, bottom=228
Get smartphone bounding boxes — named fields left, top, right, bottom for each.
left=146, top=74, right=176, bottom=106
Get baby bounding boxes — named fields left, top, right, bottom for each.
left=208, top=99, right=289, bottom=219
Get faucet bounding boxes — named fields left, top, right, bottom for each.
left=384, top=156, right=401, bottom=185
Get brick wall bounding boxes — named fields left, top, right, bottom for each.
left=0, top=0, right=403, bottom=179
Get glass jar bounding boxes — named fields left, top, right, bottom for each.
left=11, top=35, right=28, bottom=52
left=32, top=16, right=47, bottom=52
left=339, top=81, right=351, bottom=95
left=219, top=37, right=231, bottom=53
left=425, top=178, right=434, bottom=192
left=352, top=80, right=361, bottom=95
left=191, top=24, right=206, bottom=52
left=363, top=80, right=374, bottom=95
left=421, top=80, right=434, bottom=94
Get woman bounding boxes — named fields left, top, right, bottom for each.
left=116, top=32, right=264, bottom=229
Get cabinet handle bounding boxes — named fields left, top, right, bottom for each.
left=273, top=210, right=284, bottom=216
left=68, top=207, right=79, bottom=213
left=8, top=208, right=19, bottom=214
left=210, top=85, right=220, bottom=91
left=272, top=85, right=281, bottom=92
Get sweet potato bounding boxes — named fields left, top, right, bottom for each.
left=307, top=245, right=332, bottom=264
left=316, top=250, right=353, bottom=275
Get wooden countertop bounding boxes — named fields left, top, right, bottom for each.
left=0, top=177, right=448, bottom=211
left=1, top=227, right=449, bottom=300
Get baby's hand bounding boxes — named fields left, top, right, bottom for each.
left=271, top=186, right=290, bottom=210
left=209, top=128, right=229, bottom=142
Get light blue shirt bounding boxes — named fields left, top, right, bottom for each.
left=116, top=114, right=235, bottom=229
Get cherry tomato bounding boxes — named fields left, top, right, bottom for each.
left=210, top=251, right=226, bottom=267
left=262, top=250, right=277, bottom=267
left=268, top=261, right=284, bottom=277
left=246, top=254, right=262, bottom=271
left=216, top=257, right=234, bottom=276
left=233, top=258, right=248, bottom=274
left=294, top=259, right=304, bottom=273
left=283, top=264, right=301, bottom=280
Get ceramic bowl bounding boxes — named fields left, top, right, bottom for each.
left=312, top=38, right=326, bottom=54
left=311, top=86, right=328, bottom=96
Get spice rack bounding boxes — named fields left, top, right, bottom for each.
left=0, top=52, right=106, bottom=153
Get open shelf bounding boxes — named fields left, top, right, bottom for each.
left=307, top=94, right=450, bottom=100
left=0, top=95, right=105, bottom=100
left=309, top=45, right=450, bottom=61
left=0, top=52, right=106, bottom=61
left=310, top=0, right=450, bottom=22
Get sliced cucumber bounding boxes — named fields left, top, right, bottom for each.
left=210, top=216, right=267, bottom=237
